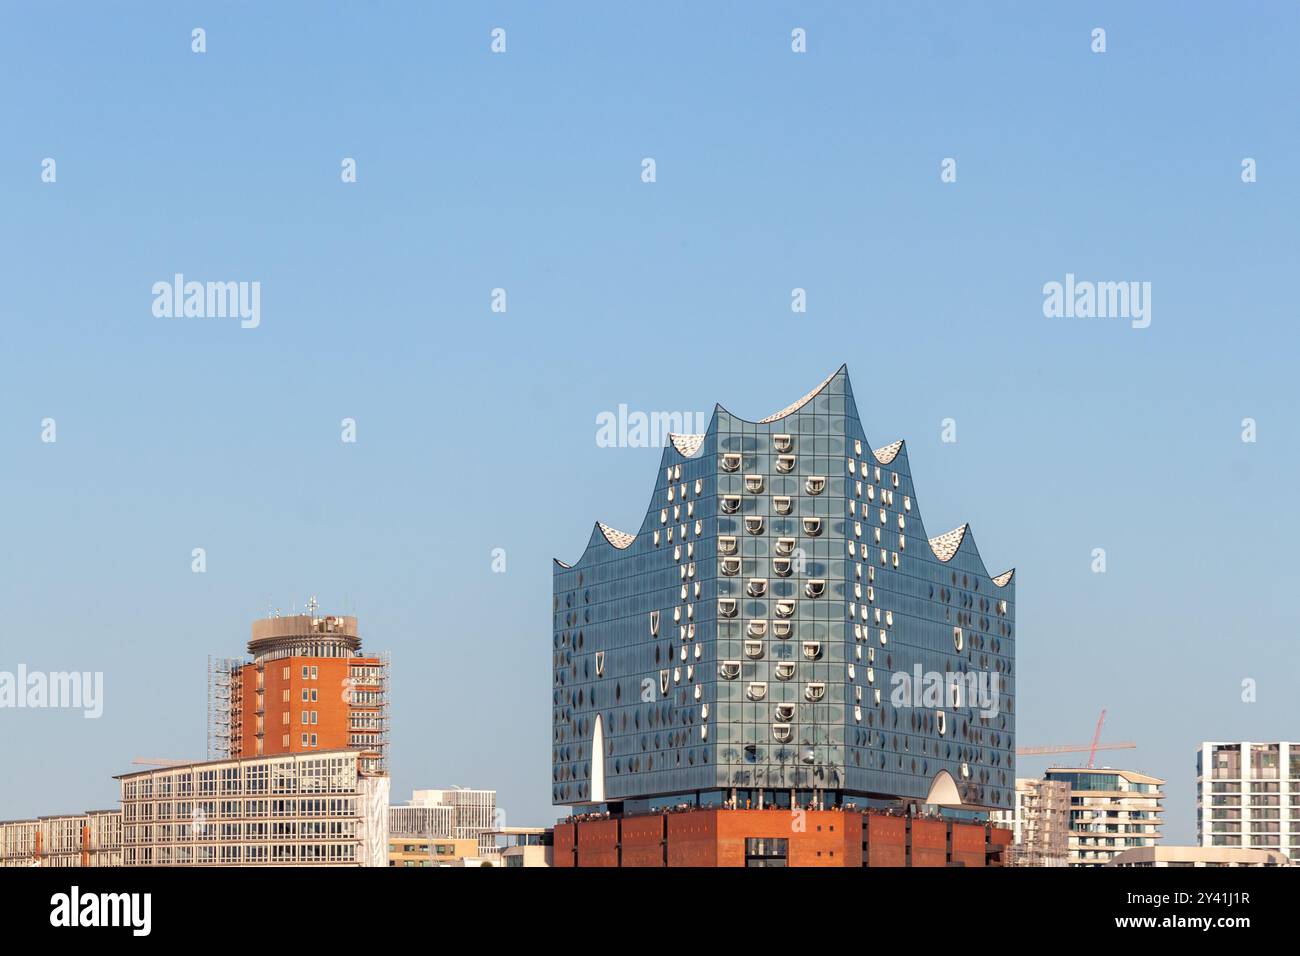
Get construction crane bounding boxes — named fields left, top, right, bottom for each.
left=1015, top=709, right=1135, bottom=764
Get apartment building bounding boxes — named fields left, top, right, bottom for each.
left=1044, top=767, right=1164, bottom=866
left=1197, top=741, right=1299, bottom=860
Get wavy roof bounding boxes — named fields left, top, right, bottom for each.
left=756, top=369, right=839, bottom=423
left=556, top=366, right=1013, bottom=587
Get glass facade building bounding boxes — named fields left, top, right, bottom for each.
left=553, top=367, right=1015, bottom=813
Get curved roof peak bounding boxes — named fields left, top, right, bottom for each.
left=667, top=433, right=705, bottom=458
left=991, top=569, right=1015, bottom=587
left=751, top=365, right=845, bottom=424
left=873, top=439, right=904, bottom=465
left=596, top=522, right=636, bottom=550
left=928, top=524, right=970, bottom=563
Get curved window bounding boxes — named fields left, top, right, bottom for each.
left=804, top=682, right=826, bottom=702
left=775, top=600, right=796, bottom=619
left=775, top=703, right=795, bottom=722
left=744, top=640, right=764, bottom=660
left=776, top=455, right=796, bottom=474
left=805, top=476, right=826, bottom=495
left=772, top=496, right=793, bottom=515
left=747, top=578, right=768, bottom=598
left=747, top=620, right=768, bottom=638
left=801, top=641, right=821, bottom=660
left=953, top=627, right=963, bottom=651
left=772, top=724, right=793, bottom=743
left=804, top=579, right=826, bottom=598
left=936, top=710, right=947, bottom=736
left=746, top=682, right=767, bottom=702
left=745, top=474, right=764, bottom=494
left=720, top=495, right=741, bottom=514
left=721, top=453, right=741, bottom=473
left=774, top=662, right=795, bottom=680
left=744, top=515, right=764, bottom=536
left=854, top=705, right=863, bottom=722
left=718, top=536, right=737, bottom=555
left=773, top=434, right=793, bottom=453
left=774, top=537, right=796, bottom=557
left=660, top=670, right=670, bottom=695
left=772, top=558, right=792, bottom=577
left=719, top=661, right=741, bottom=680
left=650, top=611, right=660, bottom=636
left=802, top=517, right=823, bottom=537
left=720, top=557, right=740, bottom=576
left=772, top=620, right=793, bottom=638
left=718, top=598, right=737, bottom=618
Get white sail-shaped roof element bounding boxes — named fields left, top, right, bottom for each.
left=597, top=522, right=636, bottom=550
left=668, top=433, right=705, bottom=457
left=928, top=524, right=969, bottom=563
left=873, top=440, right=904, bottom=464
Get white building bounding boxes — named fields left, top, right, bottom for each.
left=1044, top=767, right=1164, bottom=866
left=389, top=788, right=498, bottom=856
left=1108, top=845, right=1291, bottom=867
left=1197, top=741, right=1299, bottom=860
left=117, top=749, right=389, bottom=866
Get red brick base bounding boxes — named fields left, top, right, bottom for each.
left=552, top=809, right=1012, bottom=867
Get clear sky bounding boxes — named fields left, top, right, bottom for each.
left=1, top=3, right=1296, bottom=843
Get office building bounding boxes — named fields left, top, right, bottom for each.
left=0, top=810, right=122, bottom=867
left=388, top=836, right=480, bottom=867
left=390, top=788, right=499, bottom=857
left=116, top=749, right=389, bottom=866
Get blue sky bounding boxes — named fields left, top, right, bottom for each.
left=1, top=2, right=1296, bottom=842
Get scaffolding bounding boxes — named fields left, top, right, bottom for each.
left=1011, top=778, right=1071, bottom=867
left=206, top=656, right=240, bottom=761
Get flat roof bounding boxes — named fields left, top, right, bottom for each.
left=114, top=748, right=365, bottom=780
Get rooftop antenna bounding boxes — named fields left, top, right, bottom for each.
left=307, top=594, right=319, bottom=619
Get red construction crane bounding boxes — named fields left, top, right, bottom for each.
left=1087, top=709, right=1108, bottom=768
left=1015, top=709, right=1136, bottom=763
